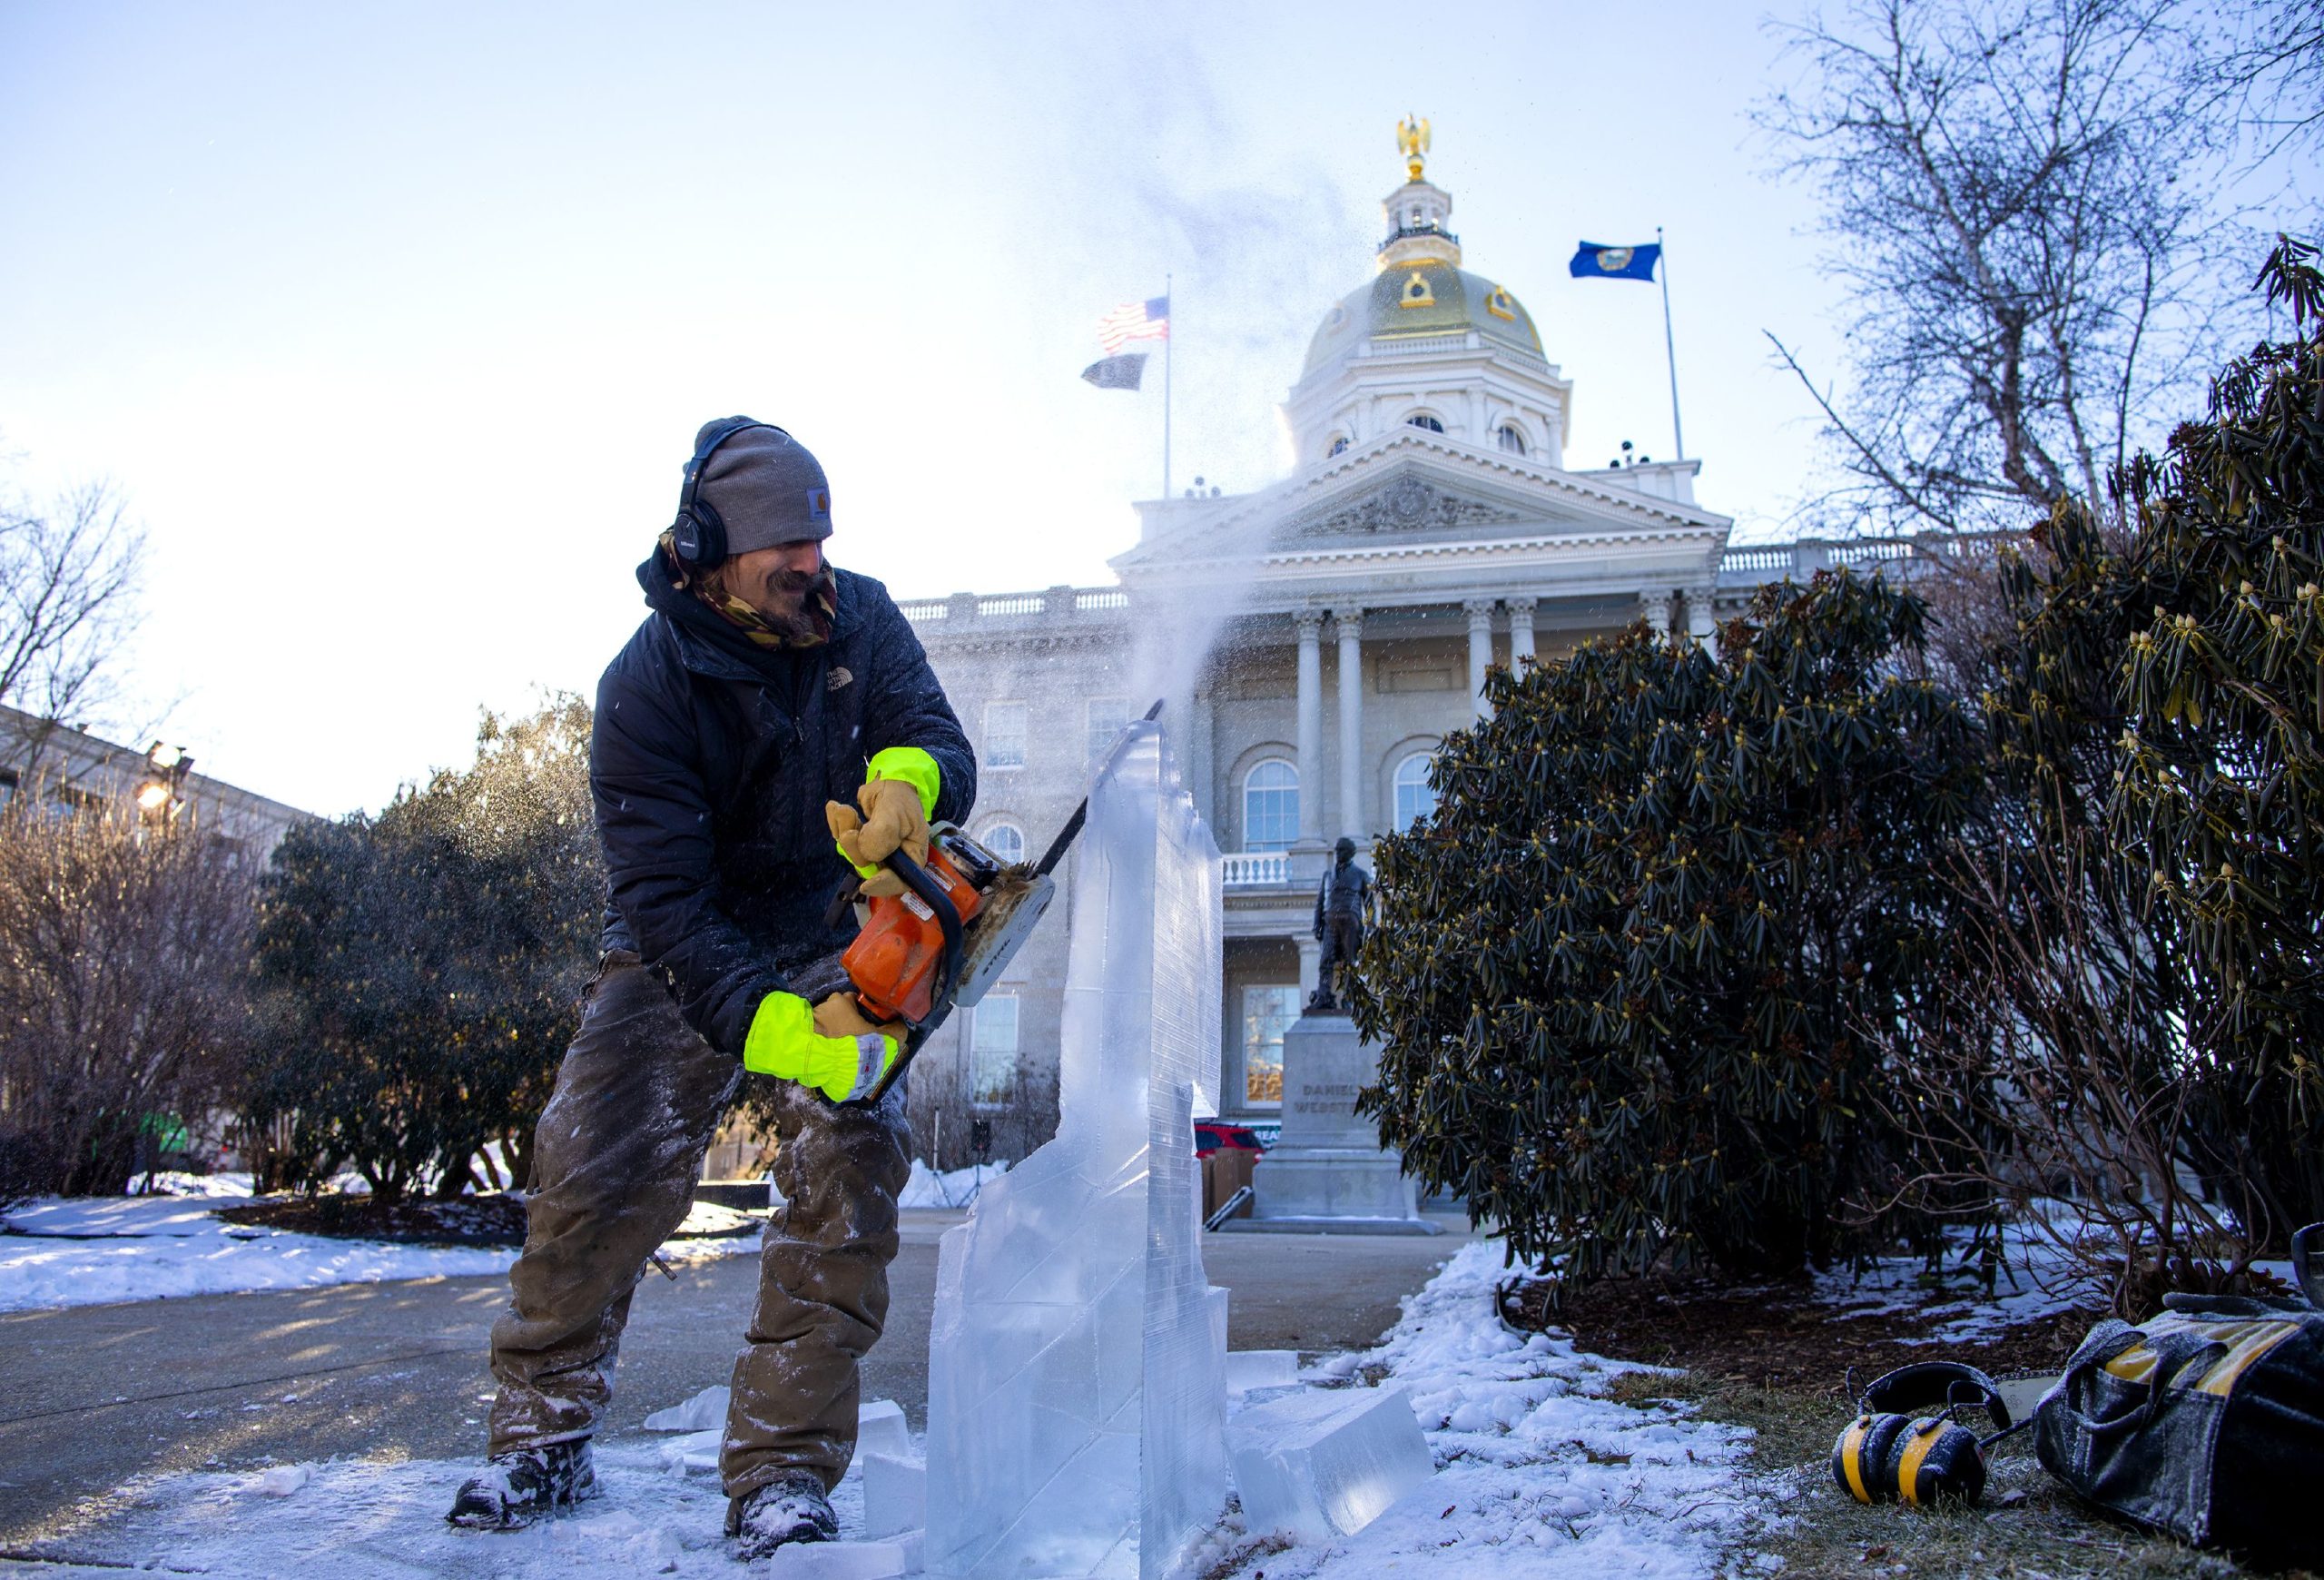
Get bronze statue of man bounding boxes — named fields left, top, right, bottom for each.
left=1307, top=835, right=1372, bottom=1012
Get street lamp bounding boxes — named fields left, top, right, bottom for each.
left=137, top=742, right=192, bottom=823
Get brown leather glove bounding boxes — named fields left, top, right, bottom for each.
left=812, top=991, right=907, bottom=1045
left=827, top=778, right=932, bottom=898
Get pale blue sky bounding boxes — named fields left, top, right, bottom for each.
left=0, top=1, right=2268, bottom=814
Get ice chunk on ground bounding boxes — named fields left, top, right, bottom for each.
left=923, top=723, right=1227, bottom=1580
left=862, top=1451, right=926, bottom=1540
left=1224, top=1349, right=1300, bottom=1397
left=1226, top=1384, right=1434, bottom=1542
left=643, top=1383, right=730, bottom=1432
left=858, top=1397, right=909, bottom=1461
left=654, top=1427, right=721, bottom=1475
left=763, top=1539, right=913, bottom=1580
left=254, top=1464, right=310, bottom=1496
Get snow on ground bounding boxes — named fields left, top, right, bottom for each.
left=0, top=1159, right=1003, bottom=1315
left=1207, top=1239, right=1776, bottom=1580
left=895, top=1158, right=1007, bottom=1209
left=0, top=1179, right=757, bottom=1315
left=8, top=1234, right=1778, bottom=1578
left=1811, top=1200, right=2146, bottom=1343
left=3, top=1433, right=881, bottom=1578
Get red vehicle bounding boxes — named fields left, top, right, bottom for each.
left=1195, top=1121, right=1266, bottom=1160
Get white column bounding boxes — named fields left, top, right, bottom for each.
left=1465, top=599, right=1497, bottom=717
left=1295, top=611, right=1324, bottom=845
left=1684, top=584, right=1717, bottom=647
left=1639, top=588, right=1673, bottom=638
left=1189, top=683, right=1216, bottom=820
left=1507, top=597, right=1537, bottom=667
left=1296, top=935, right=1323, bottom=1004
left=1334, top=607, right=1364, bottom=840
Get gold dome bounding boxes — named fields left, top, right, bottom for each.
left=1302, top=262, right=1542, bottom=376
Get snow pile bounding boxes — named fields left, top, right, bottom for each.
left=1813, top=1201, right=2112, bottom=1343
left=0, top=1189, right=758, bottom=1314
left=895, top=1158, right=1007, bottom=1209
left=1209, top=1239, right=1773, bottom=1580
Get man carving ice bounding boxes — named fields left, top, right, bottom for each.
left=1307, top=834, right=1372, bottom=1012
left=448, top=418, right=974, bottom=1556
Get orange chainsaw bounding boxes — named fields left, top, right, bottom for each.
left=811, top=700, right=1161, bottom=1106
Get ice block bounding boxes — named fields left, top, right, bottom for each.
left=1224, top=1350, right=1300, bottom=1397
left=1226, top=1386, right=1434, bottom=1542
left=858, top=1398, right=910, bottom=1462
left=862, top=1452, right=927, bottom=1541
left=923, top=725, right=1228, bottom=1579
left=642, top=1383, right=729, bottom=1432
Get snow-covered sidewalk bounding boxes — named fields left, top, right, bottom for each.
left=9, top=1239, right=1775, bottom=1578
left=0, top=1175, right=758, bottom=1314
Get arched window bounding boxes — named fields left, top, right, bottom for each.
left=1406, top=414, right=1444, bottom=433
left=1326, top=435, right=1349, bottom=458
left=1496, top=424, right=1527, bottom=455
left=981, top=820, right=1026, bottom=865
left=1242, top=760, right=1300, bottom=852
left=1393, top=753, right=1438, bottom=829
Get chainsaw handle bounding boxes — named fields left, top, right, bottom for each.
left=885, top=846, right=964, bottom=1028
left=850, top=844, right=961, bottom=1108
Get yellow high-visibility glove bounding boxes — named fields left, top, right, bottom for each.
left=828, top=746, right=940, bottom=898
left=742, top=992, right=901, bottom=1102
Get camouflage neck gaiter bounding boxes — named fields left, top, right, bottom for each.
left=657, top=532, right=838, bottom=649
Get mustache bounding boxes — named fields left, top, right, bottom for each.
left=763, top=563, right=831, bottom=596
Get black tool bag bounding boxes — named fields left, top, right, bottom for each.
left=2034, top=1224, right=2324, bottom=1563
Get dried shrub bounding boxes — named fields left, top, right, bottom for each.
left=0, top=799, right=256, bottom=1198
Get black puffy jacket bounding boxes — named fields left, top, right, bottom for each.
left=592, top=551, right=974, bottom=1054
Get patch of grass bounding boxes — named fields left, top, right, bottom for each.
left=1196, top=1532, right=1290, bottom=1580
left=1620, top=1373, right=2296, bottom=1580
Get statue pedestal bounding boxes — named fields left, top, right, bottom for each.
left=1223, top=1012, right=1442, bottom=1236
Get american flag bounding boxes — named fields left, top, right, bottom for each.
left=1097, top=295, right=1169, bottom=354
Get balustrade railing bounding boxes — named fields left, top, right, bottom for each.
left=900, top=586, right=1130, bottom=628
left=1221, top=850, right=1291, bottom=887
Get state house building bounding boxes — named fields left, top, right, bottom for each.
left=895, top=130, right=1870, bottom=1160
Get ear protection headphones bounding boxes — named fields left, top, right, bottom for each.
left=1832, top=1362, right=2029, bottom=1508
left=670, top=417, right=790, bottom=573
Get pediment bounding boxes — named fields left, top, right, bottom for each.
left=1113, top=430, right=1729, bottom=578
left=1272, top=473, right=1526, bottom=547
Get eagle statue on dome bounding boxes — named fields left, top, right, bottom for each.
left=1397, top=114, right=1431, bottom=182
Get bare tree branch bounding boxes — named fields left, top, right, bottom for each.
left=0, top=469, right=144, bottom=780
left=1757, top=0, right=2250, bottom=538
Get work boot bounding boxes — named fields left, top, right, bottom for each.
left=445, top=1440, right=599, bottom=1529
left=726, top=1469, right=838, bottom=1558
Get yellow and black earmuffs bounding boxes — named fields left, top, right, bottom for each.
left=1832, top=1362, right=2028, bottom=1508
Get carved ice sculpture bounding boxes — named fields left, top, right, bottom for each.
left=924, top=723, right=1227, bottom=1579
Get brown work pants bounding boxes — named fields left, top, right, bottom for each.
left=486, top=950, right=911, bottom=1498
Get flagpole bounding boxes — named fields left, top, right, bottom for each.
left=1657, top=227, right=1684, bottom=461
left=1163, top=272, right=1174, bottom=499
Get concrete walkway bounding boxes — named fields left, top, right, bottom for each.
left=0, top=1210, right=1471, bottom=1547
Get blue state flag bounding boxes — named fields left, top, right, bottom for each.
left=1570, top=241, right=1661, bottom=282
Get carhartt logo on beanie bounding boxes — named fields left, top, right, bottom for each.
left=698, top=423, right=833, bottom=551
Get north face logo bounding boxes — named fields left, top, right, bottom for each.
left=827, top=667, right=853, bottom=691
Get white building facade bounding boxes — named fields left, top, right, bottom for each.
left=900, top=136, right=1876, bottom=1159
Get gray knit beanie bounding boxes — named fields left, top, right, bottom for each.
left=694, top=420, right=833, bottom=551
